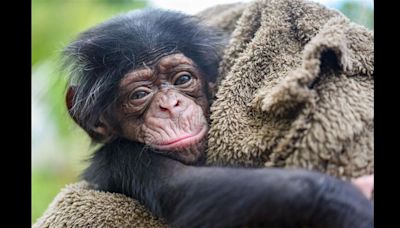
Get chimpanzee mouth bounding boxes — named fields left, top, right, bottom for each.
left=153, top=125, right=208, bottom=150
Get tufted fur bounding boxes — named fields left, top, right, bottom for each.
left=206, top=0, right=373, bottom=180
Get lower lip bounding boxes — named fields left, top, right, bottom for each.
left=154, top=126, right=207, bottom=150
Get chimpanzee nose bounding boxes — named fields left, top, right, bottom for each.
left=159, top=98, right=180, bottom=112
left=151, top=90, right=187, bottom=119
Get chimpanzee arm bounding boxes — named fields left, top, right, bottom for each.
left=160, top=163, right=373, bottom=228
left=83, top=140, right=373, bottom=228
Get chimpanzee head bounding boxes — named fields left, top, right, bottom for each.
left=64, top=9, right=227, bottom=163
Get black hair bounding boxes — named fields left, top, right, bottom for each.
left=62, top=8, right=227, bottom=142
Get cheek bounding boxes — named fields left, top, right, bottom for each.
left=197, top=97, right=210, bottom=119
left=120, top=120, right=144, bottom=143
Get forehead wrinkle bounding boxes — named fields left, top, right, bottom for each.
left=157, top=53, right=194, bottom=72
left=120, top=68, right=153, bottom=87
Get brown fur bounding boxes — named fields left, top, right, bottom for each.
left=206, top=0, right=373, bottom=180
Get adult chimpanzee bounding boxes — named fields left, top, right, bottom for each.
left=64, top=9, right=373, bottom=228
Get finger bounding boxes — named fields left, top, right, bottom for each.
left=352, top=175, right=374, bottom=199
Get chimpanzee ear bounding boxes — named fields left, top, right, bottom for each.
left=66, top=86, right=115, bottom=142
left=66, top=86, right=78, bottom=121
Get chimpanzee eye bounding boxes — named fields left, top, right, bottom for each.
left=174, top=74, right=192, bottom=86
left=130, top=90, right=149, bottom=100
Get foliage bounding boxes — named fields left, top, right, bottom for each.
left=338, top=0, right=374, bottom=29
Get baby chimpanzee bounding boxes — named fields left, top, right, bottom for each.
left=64, top=9, right=373, bottom=228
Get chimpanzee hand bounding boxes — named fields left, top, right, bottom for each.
left=352, top=174, right=374, bottom=200
left=308, top=173, right=374, bottom=228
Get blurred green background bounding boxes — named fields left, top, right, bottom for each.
left=31, top=0, right=373, bottom=224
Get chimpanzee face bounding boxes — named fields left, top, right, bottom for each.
left=113, top=53, right=210, bottom=163
left=64, top=9, right=225, bottom=164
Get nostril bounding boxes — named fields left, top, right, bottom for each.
left=159, top=100, right=179, bottom=112
left=160, top=106, right=168, bottom=112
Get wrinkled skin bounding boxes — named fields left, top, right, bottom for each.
left=111, top=54, right=210, bottom=164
